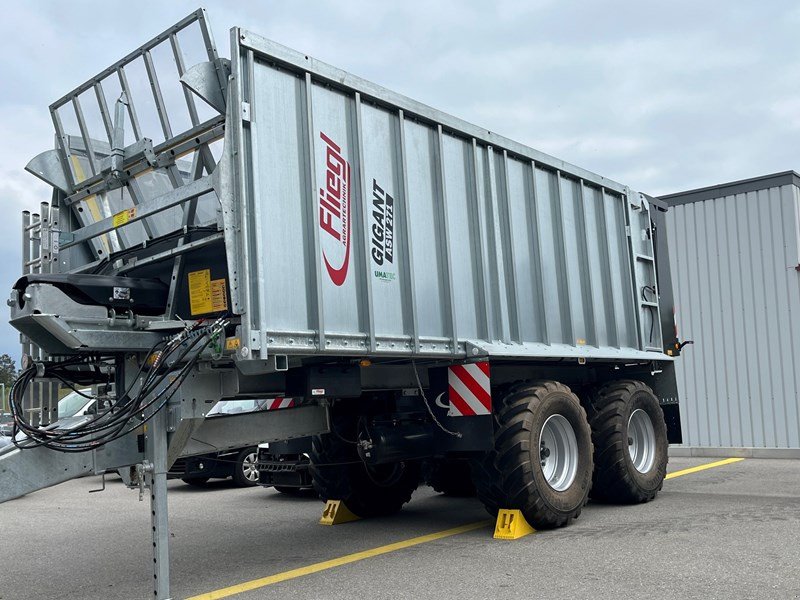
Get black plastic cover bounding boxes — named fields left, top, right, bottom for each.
left=14, top=273, right=168, bottom=315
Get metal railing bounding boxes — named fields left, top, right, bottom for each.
left=32, top=9, right=227, bottom=269
left=20, top=203, right=58, bottom=426
left=23, top=9, right=230, bottom=316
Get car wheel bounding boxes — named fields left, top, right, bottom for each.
left=232, top=448, right=259, bottom=487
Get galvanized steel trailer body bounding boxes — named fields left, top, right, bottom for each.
left=228, top=29, right=665, bottom=362
left=1, top=10, right=681, bottom=600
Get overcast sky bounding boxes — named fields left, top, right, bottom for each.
left=0, top=0, right=798, bottom=361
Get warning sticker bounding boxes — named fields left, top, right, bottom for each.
left=188, top=269, right=212, bottom=315
left=225, top=337, right=240, bottom=351
left=211, top=279, right=228, bottom=312
left=112, top=207, right=136, bottom=228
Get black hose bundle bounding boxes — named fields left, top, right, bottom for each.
left=10, top=317, right=228, bottom=453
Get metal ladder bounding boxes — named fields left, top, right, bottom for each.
left=20, top=201, right=59, bottom=427
left=625, top=189, right=663, bottom=352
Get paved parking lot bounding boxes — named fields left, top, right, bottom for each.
left=1, top=457, right=799, bottom=600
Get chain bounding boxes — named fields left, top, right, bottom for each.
left=411, top=360, right=462, bottom=438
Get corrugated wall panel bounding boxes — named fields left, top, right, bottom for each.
left=667, top=183, right=800, bottom=448
left=235, top=32, right=666, bottom=361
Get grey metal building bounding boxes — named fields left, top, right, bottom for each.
left=662, top=172, right=800, bottom=450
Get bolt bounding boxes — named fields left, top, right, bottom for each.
left=628, top=437, right=634, bottom=446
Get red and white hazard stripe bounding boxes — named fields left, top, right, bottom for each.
left=447, top=361, right=491, bottom=417
left=266, top=397, right=295, bottom=410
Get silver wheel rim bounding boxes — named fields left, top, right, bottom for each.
left=243, top=452, right=259, bottom=482
left=628, top=409, right=656, bottom=474
left=539, top=414, right=579, bottom=492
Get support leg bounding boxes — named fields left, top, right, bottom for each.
left=146, top=408, right=171, bottom=600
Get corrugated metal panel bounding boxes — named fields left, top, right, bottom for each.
left=228, top=30, right=668, bottom=362
left=666, top=182, right=800, bottom=448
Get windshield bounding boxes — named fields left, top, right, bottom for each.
left=207, top=399, right=265, bottom=417
left=58, top=390, right=94, bottom=419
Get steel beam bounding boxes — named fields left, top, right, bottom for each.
left=146, top=407, right=171, bottom=600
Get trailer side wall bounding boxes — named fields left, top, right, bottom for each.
left=228, top=30, right=666, bottom=362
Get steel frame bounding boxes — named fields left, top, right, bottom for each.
left=31, top=8, right=227, bottom=284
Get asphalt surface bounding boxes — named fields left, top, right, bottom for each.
left=0, top=457, right=798, bottom=600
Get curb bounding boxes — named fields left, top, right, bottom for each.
left=669, top=445, right=800, bottom=459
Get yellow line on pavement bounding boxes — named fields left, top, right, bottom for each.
left=186, top=520, right=492, bottom=600
left=665, top=457, right=745, bottom=479
left=190, top=457, right=744, bottom=599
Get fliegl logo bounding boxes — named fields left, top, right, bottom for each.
left=318, top=132, right=351, bottom=286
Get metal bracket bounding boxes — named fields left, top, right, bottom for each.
left=180, top=58, right=231, bottom=114
left=88, top=471, right=107, bottom=493
left=25, top=150, right=72, bottom=194
left=99, top=138, right=158, bottom=191
left=465, top=340, right=490, bottom=358
left=136, top=460, right=153, bottom=501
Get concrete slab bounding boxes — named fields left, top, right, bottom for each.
left=0, top=457, right=797, bottom=600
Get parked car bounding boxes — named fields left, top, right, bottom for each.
left=57, top=389, right=96, bottom=419
left=168, top=399, right=265, bottom=487
left=0, top=412, right=13, bottom=437
left=257, top=437, right=314, bottom=495
left=169, top=447, right=259, bottom=487
left=1, top=390, right=96, bottom=447
left=0, top=412, right=12, bottom=448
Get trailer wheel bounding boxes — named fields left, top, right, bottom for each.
left=425, top=459, right=476, bottom=497
left=469, top=452, right=504, bottom=516
left=309, top=419, right=420, bottom=518
left=473, top=381, right=593, bottom=529
left=586, top=380, right=668, bottom=503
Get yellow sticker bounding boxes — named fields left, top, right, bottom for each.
left=112, top=207, right=136, bottom=228
left=211, top=279, right=228, bottom=312
left=225, top=337, right=241, bottom=351
left=188, top=269, right=213, bottom=315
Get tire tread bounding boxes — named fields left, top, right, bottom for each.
left=586, top=380, right=668, bottom=503
left=309, top=422, right=418, bottom=517
left=472, top=381, right=593, bottom=529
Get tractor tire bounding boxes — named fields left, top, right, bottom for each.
left=586, top=380, right=668, bottom=503
left=309, top=418, right=419, bottom=518
left=469, top=452, right=505, bottom=517
left=426, top=459, right=476, bottom=497
left=473, top=381, right=593, bottom=529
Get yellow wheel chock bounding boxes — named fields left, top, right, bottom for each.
left=319, top=500, right=361, bottom=525
left=493, top=509, right=536, bottom=540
